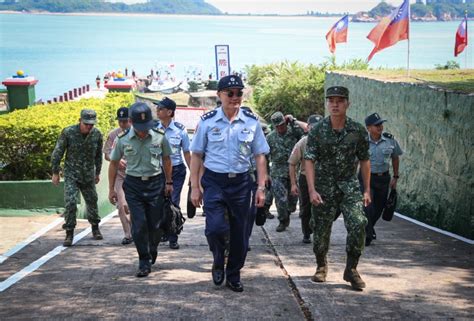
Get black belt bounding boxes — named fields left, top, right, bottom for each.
left=205, top=168, right=249, bottom=179
left=126, top=174, right=161, bottom=181
left=372, top=171, right=389, bottom=176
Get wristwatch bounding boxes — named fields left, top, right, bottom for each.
left=257, top=186, right=266, bottom=192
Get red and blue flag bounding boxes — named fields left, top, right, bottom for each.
left=366, top=0, right=409, bottom=61
left=454, top=16, right=468, bottom=57
left=326, top=15, right=349, bottom=54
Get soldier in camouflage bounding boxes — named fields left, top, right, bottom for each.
left=266, top=112, right=306, bottom=232
left=51, top=109, right=104, bottom=247
left=304, top=86, right=371, bottom=291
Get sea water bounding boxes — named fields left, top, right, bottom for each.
left=0, top=13, right=470, bottom=100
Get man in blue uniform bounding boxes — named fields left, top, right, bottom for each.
left=108, top=103, right=173, bottom=278
left=155, top=97, right=191, bottom=249
left=362, top=113, right=403, bottom=246
left=190, top=75, right=269, bottom=292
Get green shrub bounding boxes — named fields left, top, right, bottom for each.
left=206, top=80, right=218, bottom=90
left=246, top=58, right=369, bottom=122
left=435, top=60, right=460, bottom=70
left=0, top=93, right=134, bottom=180
left=188, top=81, right=199, bottom=92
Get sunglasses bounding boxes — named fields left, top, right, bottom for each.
left=225, top=90, right=243, bottom=98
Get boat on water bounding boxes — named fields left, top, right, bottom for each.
left=147, top=79, right=182, bottom=94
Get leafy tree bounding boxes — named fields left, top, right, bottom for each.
left=411, top=3, right=431, bottom=17
left=246, top=59, right=369, bottom=122
left=369, top=2, right=394, bottom=17
left=435, top=60, right=460, bottom=70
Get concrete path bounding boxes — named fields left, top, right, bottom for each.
left=0, top=208, right=472, bottom=320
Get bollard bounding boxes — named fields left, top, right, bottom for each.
left=78, top=87, right=82, bottom=95
left=53, top=97, right=58, bottom=103
left=86, top=84, right=90, bottom=91
left=69, top=90, right=73, bottom=100
left=59, top=96, right=63, bottom=102
left=73, top=88, right=77, bottom=97
left=64, top=93, right=68, bottom=102
left=47, top=100, right=51, bottom=104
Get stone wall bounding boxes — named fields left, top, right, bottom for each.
left=325, top=72, right=473, bottom=239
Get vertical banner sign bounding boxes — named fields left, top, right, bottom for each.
left=215, top=45, right=231, bottom=80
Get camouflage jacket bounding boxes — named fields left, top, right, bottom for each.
left=51, top=124, right=103, bottom=182
left=267, top=122, right=304, bottom=178
left=304, top=116, right=369, bottom=192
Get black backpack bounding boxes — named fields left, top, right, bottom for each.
left=162, top=198, right=186, bottom=235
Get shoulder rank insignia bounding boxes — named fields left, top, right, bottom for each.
left=242, top=107, right=258, bottom=120
left=118, top=129, right=129, bottom=138
left=152, top=128, right=165, bottom=135
left=383, top=132, right=394, bottom=139
left=201, top=109, right=217, bottom=121
left=174, top=121, right=185, bottom=130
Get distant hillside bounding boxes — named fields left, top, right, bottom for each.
left=353, top=1, right=473, bottom=22
left=0, top=0, right=222, bottom=15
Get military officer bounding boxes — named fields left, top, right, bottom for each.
left=190, top=75, right=269, bottom=292
left=103, top=107, right=132, bottom=245
left=288, top=114, right=323, bottom=243
left=266, top=111, right=306, bottom=232
left=51, top=109, right=104, bottom=247
left=155, top=97, right=191, bottom=250
left=304, top=86, right=371, bottom=291
left=362, top=113, right=403, bottom=246
left=108, top=102, right=173, bottom=278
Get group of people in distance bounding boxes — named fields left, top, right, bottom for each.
left=51, top=74, right=402, bottom=292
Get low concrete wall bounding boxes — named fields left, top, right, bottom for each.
left=0, top=157, right=114, bottom=219
left=0, top=180, right=65, bottom=209
left=325, top=72, right=473, bottom=239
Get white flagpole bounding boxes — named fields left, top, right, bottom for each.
left=465, top=11, right=468, bottom=69
left=407, top=0, right=411, bottom=77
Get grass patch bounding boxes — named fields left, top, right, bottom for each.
left=338, top=69, right=474, bottom=94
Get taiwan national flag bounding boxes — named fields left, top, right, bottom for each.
left=366, top=0, right=409, bottom=61
left=454, top=17, right=468, bottom=57
left=326, top=15, right=349, bottom=54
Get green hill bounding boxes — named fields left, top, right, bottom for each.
left=0, top=0, right=222, bottom=15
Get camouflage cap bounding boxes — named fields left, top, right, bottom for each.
left=326, top=86, right=349, bottom=99
left=270, top=111, right=285, bottom=126
left=80, top=109, right=97, bottom=125
left=307, top=114, right=323, bottom=127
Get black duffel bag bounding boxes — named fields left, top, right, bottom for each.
left=382, top=189, right=397, bottom=221
left=162, top=197, right=186, bottom=235
left=255, top=206, right=266, bottom=226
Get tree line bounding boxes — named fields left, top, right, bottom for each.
left=0, top=0, right=222, bottom=15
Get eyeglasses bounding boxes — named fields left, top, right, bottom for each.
left=225, top=90, right=243, bottom=98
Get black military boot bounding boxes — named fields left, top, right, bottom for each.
left=264, top=205, right=274, bottom=219
left=311, top=255, right=328, bottom=282
left=63, top=230, right=74, bottom=247
left=91, top=224, right=103, bottom=240
left=343, top=255, right=366, bottom=290
left=276, top=221, right=286, bottom=232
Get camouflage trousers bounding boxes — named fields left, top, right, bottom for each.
left=62, top=178, right=100, bottom=231
left=310, top=187, right=367, bottom=258
left=271, top=176, right=298, bottom=224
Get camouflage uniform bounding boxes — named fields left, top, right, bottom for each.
left=266, top=117, right=304, bottom=226
left=304, top=116, right=369, bottom=258
left=51, top=124, right=103, bottom=231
